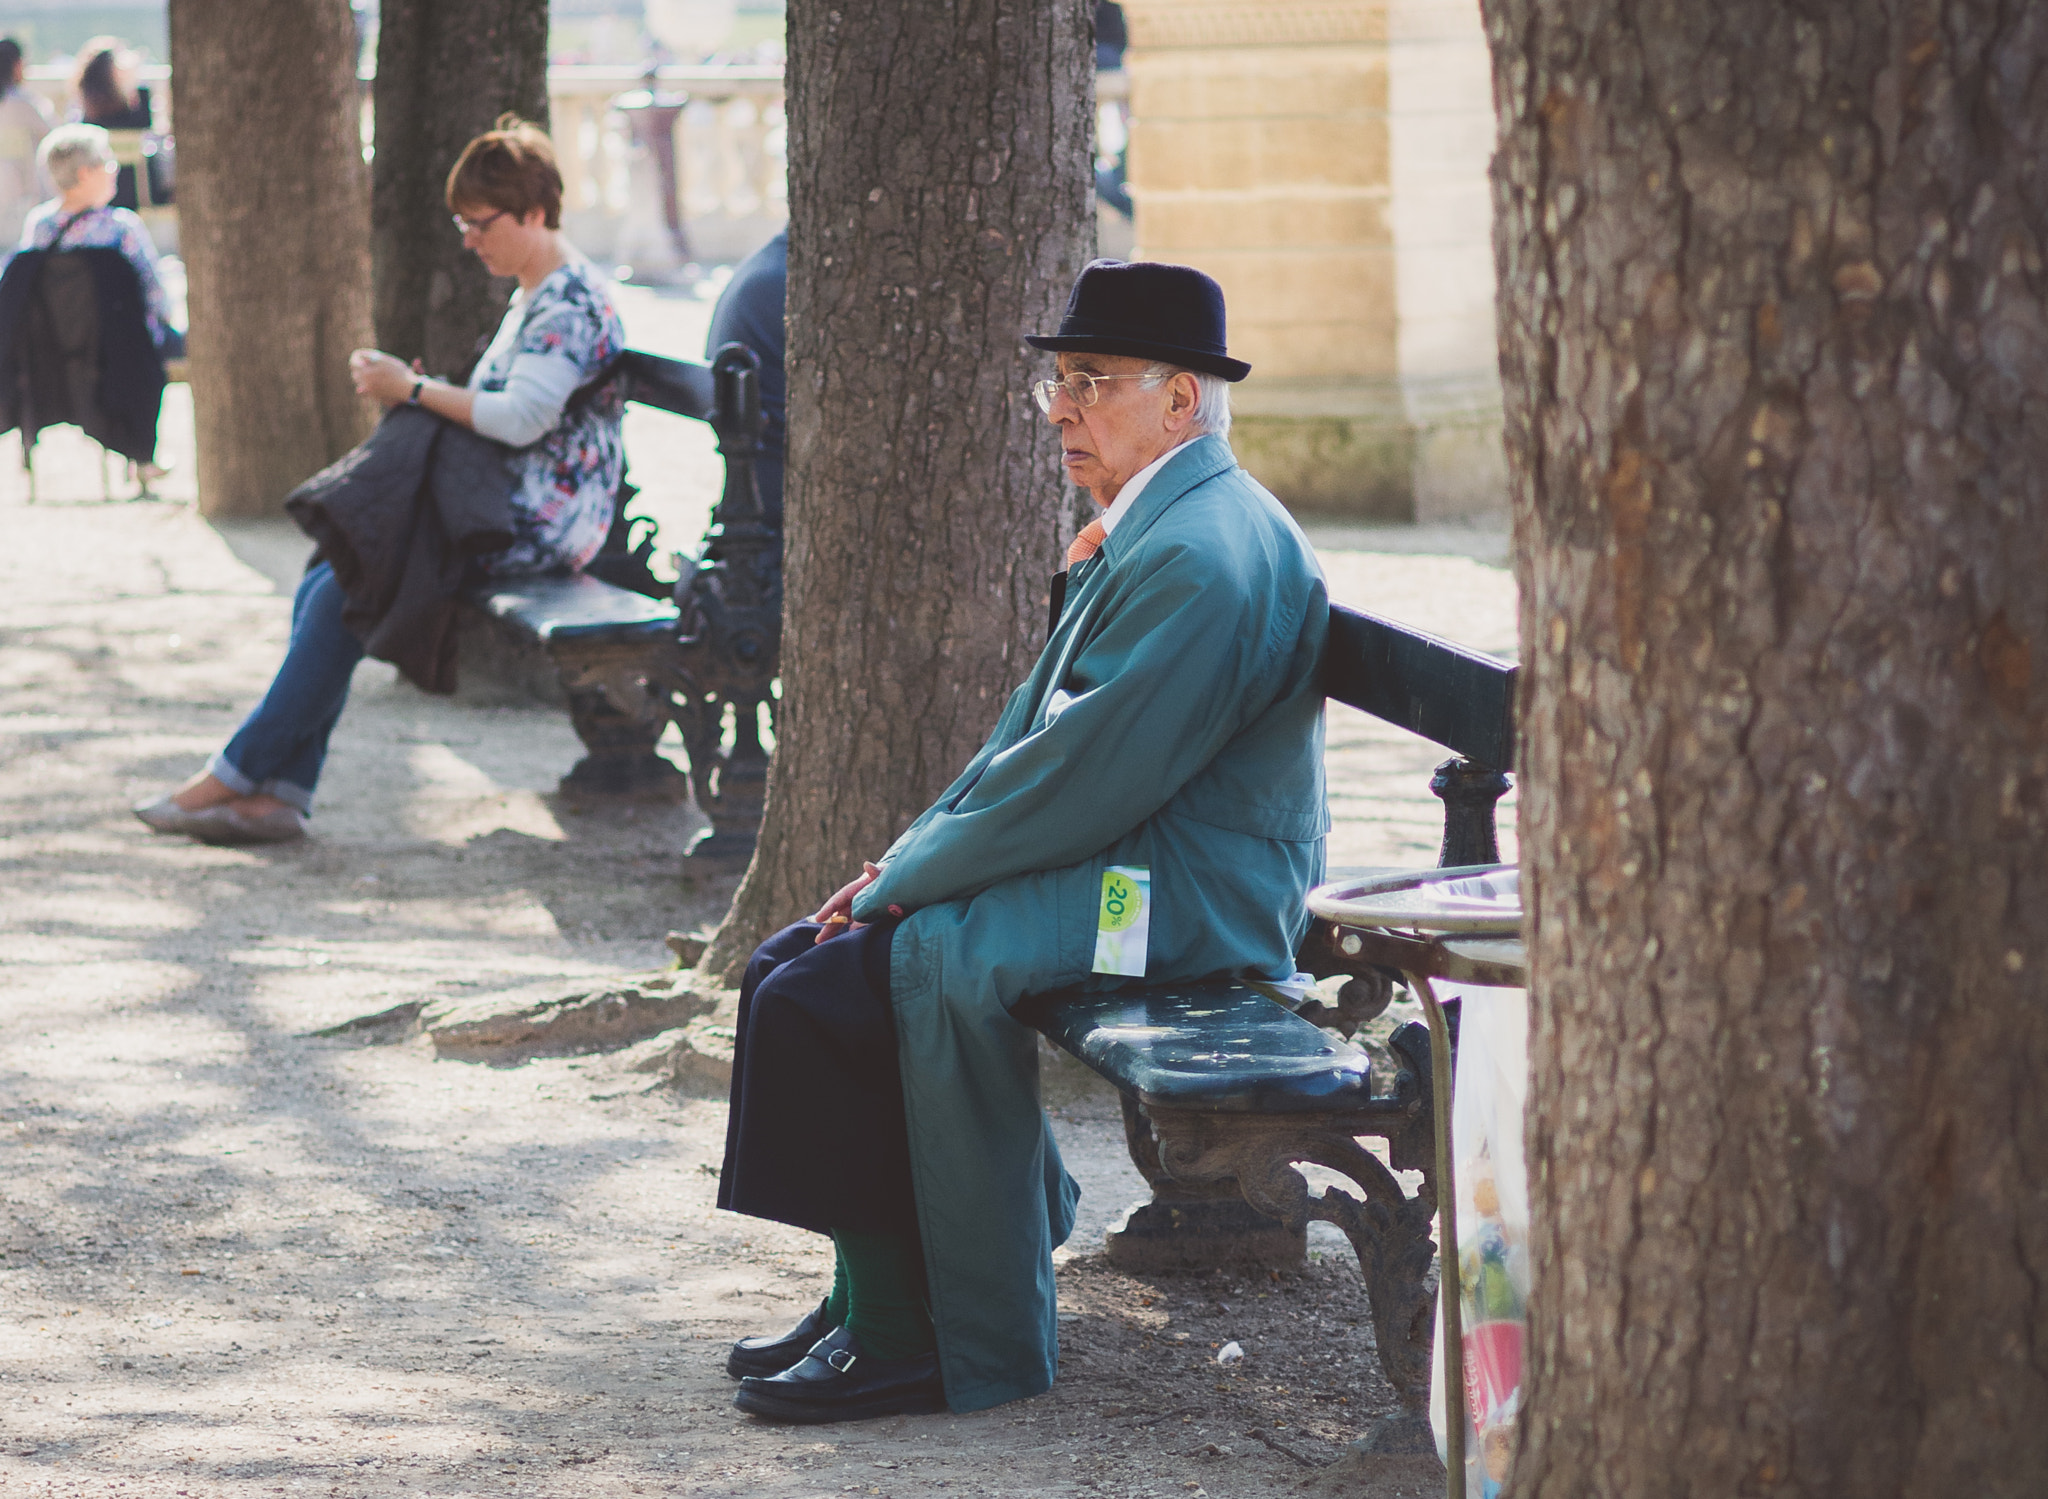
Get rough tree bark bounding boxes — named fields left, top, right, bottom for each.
left=1484, top=1, right=2048, bottom=1493
left=371, top=0, right=549, bottom=377
left=699, top=0, right=1096, bottom=982
left=167, top=0, right=371, bottom=518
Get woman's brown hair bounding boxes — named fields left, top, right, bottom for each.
left=73, top=37, right=138, bottom=123
left=445, top=114, right=563, bottom=230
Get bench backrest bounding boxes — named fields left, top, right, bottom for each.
left=588, top=346, right=768, bottom=600
left=616, top=345, right=766, bottom=523
left=1322, top=603, right=1516, bottom=770
left=619, top=348, right=718, bottom=423
left=1321, top=602, right=1517, bottom=868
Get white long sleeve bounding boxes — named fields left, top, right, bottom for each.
left=469, top=351, right=584, bottom=447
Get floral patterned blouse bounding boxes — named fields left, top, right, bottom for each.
left=19, top=201, right=176, bottom=349
left=467, top=260, right=627, bottom=576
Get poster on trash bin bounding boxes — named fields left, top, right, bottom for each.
left=1429, top=983, right=1530, bottom=1499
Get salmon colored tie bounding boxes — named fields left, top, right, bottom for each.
left=1067, top=519, right=1107, bottom=566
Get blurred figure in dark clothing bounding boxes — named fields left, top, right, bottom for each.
left=1093, top=5, right=1132, bottom=218
left=1094, top=2, right=1127, bottom=70
left=706, top=227, right=787, bottom=523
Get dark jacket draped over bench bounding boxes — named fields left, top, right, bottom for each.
left=283, top=406, right=524, bottom=695
left=0, top=244, right=167, bottom=465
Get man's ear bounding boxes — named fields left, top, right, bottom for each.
left=1165, top=372, right=1200, bottom=428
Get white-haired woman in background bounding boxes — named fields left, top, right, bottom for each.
left=19, top=121, right=180, bottom=356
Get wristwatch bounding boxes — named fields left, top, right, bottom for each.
left=407, top=377, right=425, bottom=405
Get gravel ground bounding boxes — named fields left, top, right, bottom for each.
left=1, top=293, right=1513, bottom=1496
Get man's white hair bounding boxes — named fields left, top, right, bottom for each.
left=1139, top=361, right=1232, bottom=438
left=39, top=123, right=114, bottom=193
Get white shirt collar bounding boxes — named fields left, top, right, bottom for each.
left=1097, top=439, right=1192, bottom=537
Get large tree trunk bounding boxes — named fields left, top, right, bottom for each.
left=1486, top=1, right=2048, bottom=1493
left=371, top=0, right=549, bottom=376
left=699, top=0, right=1096, bottom=982
left=168, top=0, right=371, bottom=518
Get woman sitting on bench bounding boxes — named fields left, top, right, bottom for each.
left=134, top=116, right=626, bottom=847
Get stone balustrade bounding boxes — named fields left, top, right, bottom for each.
left=547, top=64, right=787, bottom=270
left=22, top=62, right=787, bottom=271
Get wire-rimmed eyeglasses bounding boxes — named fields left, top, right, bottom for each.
left=1031, top=371, right=1154, bottom=413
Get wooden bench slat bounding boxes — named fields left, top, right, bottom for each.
left=1323, top=603, right=1517, bottom=770
left=466, top=573, right=678, bottom=645
left=1022, top=981, right=1376, bottom=1114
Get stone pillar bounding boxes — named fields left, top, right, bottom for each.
left=1119, top=0, right=1505, bottom=522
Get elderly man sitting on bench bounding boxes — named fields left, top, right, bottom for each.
left=718, top=259, right=1331, bottom=1424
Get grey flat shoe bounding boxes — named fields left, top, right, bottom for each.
left=201, top=806, right=308, bottom=846
left=133, top=794, right=222, bottom=834
left=132, top=796, right=307, bottom=846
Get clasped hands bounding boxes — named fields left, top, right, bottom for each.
left=812, top=862, right=883, bottom=944
left=349, top=348, right=424, bottom=406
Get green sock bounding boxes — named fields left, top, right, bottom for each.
left=824, top=1241, right=850, bottom=1328
left=831, top=1228, right=936, bottom=1361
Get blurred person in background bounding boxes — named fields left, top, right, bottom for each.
left=71, top=37, right=156, bottom=210
left=7, top=122, right=183, bottom=487
left=0, top=38, right=54, bottom=253
left=705, top=226, right=786, bottom=522
left=1094, top=1, right=1127, bottom=70
left=19, top=123, right=181, bottom=358
left=72, top=37, right=151, bottom=129
left=1092, top=3, right=1131, bottom=219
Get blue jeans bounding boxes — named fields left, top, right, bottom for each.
left=207, top=560, right=363, bottom=813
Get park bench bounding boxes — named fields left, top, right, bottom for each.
left=461, top=343, right=781, bottom=859
left=1018, top=606, right=1516, bottom=1450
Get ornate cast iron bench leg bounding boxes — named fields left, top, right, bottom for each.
left=656, top=343, right=781, bottom=863
left=551, top=641, right=688, bottom=802
left=670, top=688, right=772, bottom=860
left=1130, top=1021, right=1440, bottom=1451
left=1103, top=970, right=1404, bottom=1274
left=1106, top=1091, right=1308, bottom=1271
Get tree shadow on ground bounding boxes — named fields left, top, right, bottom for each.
left=0, top=499, right=1448, bottom=1496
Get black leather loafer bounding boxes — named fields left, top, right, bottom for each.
left=726, top=1297, right=836, bottom=1380
left=733, top=1325, right=944, bottom=1424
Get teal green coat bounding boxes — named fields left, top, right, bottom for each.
left=849, top=434, right=1330, bottom=1412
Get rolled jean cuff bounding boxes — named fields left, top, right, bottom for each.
left=206, top=750, right=258, bottom=796
left=206, top=751, right=315, bottom=815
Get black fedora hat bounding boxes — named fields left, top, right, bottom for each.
left=1025, top=259, right=1251, bottom=382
